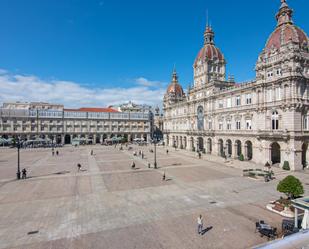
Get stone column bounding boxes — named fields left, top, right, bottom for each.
left=244, top=144, right=248, bottom=160
left=93, top=134, right=96, bottom=144
left=61, top=135, right=65, bottom=144
left=217, top=142, right=221, bottom=156
left=232, top=143, right=237, bottom=158
left=294, top=207, right=298, bottom=228
left=188, top=137, right=192, bottom=151
left=225, top=142, right=229, bottom=157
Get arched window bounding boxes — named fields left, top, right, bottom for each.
left=304, top=114, right=308, bottom=131
left=272, top=111, right=279, bottom=130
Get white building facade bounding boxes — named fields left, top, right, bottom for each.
left=0, top=102, right=151, bottom=144
left=163, top=0, right=309, bottom=171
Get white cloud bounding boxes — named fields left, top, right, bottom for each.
left=0, top=71, right=166, bottom=108
left=135, top=77, right=165, bottom=87
left=0, top=69, right=8, bottom=75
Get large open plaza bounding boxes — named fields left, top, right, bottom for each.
left=1, top=144, right=309, bottom=249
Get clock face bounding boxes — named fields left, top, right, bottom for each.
left=197, top=106, right=204, bottom=131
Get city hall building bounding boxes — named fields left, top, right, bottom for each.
left=163, top=0, right=309, bottom=170
left=0, top=102, right=151, bottom=144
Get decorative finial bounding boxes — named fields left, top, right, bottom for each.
left=172, top=66, right=178, bottom=83
left=281, top=0, right=286, bottom=3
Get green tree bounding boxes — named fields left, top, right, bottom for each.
left=277, top=175, right=304, bottom=199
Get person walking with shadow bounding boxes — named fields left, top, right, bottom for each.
left=197, top=214, right=203, bottom=235
left=56, top=150, right=59, bottom=156
left=166, top=149, right=169, bottom=155
left=162, top=172, right=166, bottom=181
left=131, top=161, right=135, bottom=170
left=77, top=163, right=81, bottom=172
left=22, top=168, right=27, bottom=179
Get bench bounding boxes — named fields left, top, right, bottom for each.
left=273, top=203, right=284, bottom=212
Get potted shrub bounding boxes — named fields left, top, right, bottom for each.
left=282, top=161, right=290, bottom=171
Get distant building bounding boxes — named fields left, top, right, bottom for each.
left=163, top=0, right=309, bottom=171
left=0, top=102, right=151, bottom=144
left=110, top=101, right=152, bottom=113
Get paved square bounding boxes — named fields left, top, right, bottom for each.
left=0, top=145, right=309, bottom=249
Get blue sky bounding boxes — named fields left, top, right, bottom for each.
left=0, top=0, right=308, bottom=107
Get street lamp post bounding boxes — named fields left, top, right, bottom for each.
left=153, top=133, right=158, bottom=169
left=16, top=138, right=21, bottom=179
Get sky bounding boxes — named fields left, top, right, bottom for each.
left=0, top=0, right=308, bottom=108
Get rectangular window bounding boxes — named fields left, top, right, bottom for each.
left=268, top=89, right=273, bottom=102
left=208, top=121, right=212, bottom=130
left=304, top=115, right=308, bottom=130
left=219, top=122, right=223, bottom=130
left=246, top=120, right=252, bottom=130
left=275, top=87, right=281, bottom=100
left=218, top=100, right=223, bottom=109
left=227, top=121, right=231, bottom=130
left=246, top=94, right=252, bottom=105
left=227, top=98, right=231, bottom=108
left=236, top=121, right=241, bottom=130
left=236, top=96, right=241, bottom=106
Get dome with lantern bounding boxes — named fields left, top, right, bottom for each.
left=264, top=0, right=308, bottom=55
left=194, top=26, right=225, bottom=67
left=164, top=69, right=185, bottom=103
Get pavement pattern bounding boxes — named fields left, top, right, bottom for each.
left=0, top=145, right=309, bottom=249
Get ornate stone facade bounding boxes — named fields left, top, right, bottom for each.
left=163, top=0, right=309, bottom=171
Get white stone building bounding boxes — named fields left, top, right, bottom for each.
left=0, top=102, right=151, bottom=144
left=163, top=0, right=309, bottom=171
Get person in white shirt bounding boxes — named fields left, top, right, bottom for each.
left=197, top=214, right=203, bottom=234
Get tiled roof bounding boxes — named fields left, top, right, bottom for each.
left=266, top=24, right=308, bottom=52
left=194, top=44, right=224, bottom=67
left=64, top=107, right=119, bottom=113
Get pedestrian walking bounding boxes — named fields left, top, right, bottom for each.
left=162, top=172, right=166, bottom=181
left=166, top=149, right=169, bottom=155
left=198, top=152, right=201, bottom=159
left=56, top=151, right=59, bottom=156
left=91, top=150, right=93, bottom=155
left=131, top=161, right=135, bottom=169
left=197, top=215, right=203, bottom=234
left=22, top=168, right=27, bottom=179
left=148, top=163, right=151, bottom=168
left=141, top=152, right=144, bottom=159
left=77, top=163, right=81, bottom=172
left=52, top=151, right=55, bottom=156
